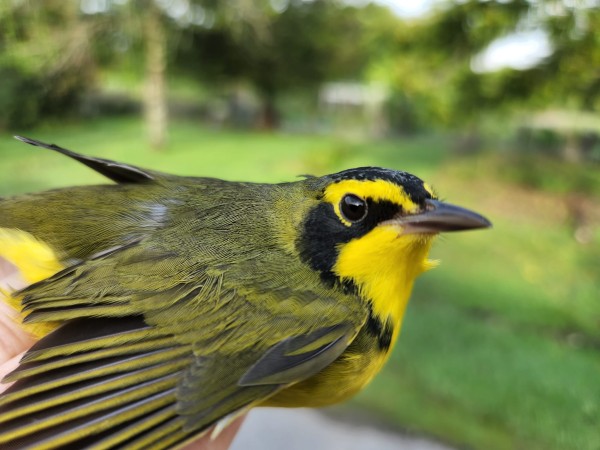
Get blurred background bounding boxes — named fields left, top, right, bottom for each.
left=0, top=0, right=599, bottom=449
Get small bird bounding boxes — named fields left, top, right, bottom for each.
left=0, top=136, right=491, bottom=449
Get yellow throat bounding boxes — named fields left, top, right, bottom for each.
left=323, top=178, right=438, bottom=347
left=334, top=228, right=435, bottom=345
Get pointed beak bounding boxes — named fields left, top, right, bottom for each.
left=393, top=199, right=492, bottom=234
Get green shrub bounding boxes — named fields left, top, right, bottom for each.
left=0, top=64, right=43, bottom=129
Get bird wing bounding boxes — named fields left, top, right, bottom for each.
left=0, top=236, right=366, bottom=449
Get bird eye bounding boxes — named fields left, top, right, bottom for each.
left=340, top=194, right=368, bottom=222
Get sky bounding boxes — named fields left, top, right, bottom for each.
left=471, top=29, right=553, bottom=72
left=375, top=0, right=438, bottom=18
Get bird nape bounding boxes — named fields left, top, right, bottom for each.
left=0, top=136, right=491, bottom=449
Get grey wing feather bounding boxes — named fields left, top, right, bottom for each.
left=239, top=323, right=355, bottom=386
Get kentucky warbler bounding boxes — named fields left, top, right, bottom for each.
left=0, top=136, right=491, bottom=449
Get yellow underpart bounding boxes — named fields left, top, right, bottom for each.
left=323, top=179, right=422, bottom=226
left=334, top=226, right=436, bottom=345
left=0, top=228, right=64, bottom=338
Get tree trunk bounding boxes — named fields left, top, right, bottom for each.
left=562, top=132, right=582, bottom=163
left=259, top=93, right=279, bottom=130
left=144, top=1, right=167, bottom=150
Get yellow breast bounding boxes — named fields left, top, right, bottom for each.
left=265, top=226, right=436, bottom=408
left=263, top=332, right=390, bottom=408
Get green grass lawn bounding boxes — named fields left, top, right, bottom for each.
left=1, top=117, right=599, bottom=449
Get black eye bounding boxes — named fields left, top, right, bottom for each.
left=340, top=194, right=368, bottom=222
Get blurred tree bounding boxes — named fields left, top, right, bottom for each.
left=0, top=0, right=276, bottom=147
left=176, top=0, right=372, bottom=128
left=375, top=0, right=530, bottom=130
left=0, top=0, right=389, bottom=134
left=379, top=0, right=600, bottom=159
left=0, top=0, right=95, bottom=129
left=143, top=0, right=168, bottom=149
left=79, top=0, right=171, bottom=149
left=87, top=0, right=276, bottom=145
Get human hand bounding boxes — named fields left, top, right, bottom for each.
left=0, top=257, right=244, bottom=450
left=0, top=257, right=34, bottom=390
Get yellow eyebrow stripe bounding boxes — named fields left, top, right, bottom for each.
left=422, top=182, right=436, bottom=198
left=323, top=179, right=421, bottom=226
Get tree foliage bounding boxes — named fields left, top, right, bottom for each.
left=0, top=0, right=95, bottom=129
left=174, top=0, right=377, bottom=126
left=378, top=0, right=600, bottom=130
left=1, top=0, right=598, bottom=143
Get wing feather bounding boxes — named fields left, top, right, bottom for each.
left=0, top=225, right=368, bottom=448
left=239, top=323, right=354, bottom=386
left=7, top=392, right=179, bottom=450
left=83, top=405, right=179, bottom=450
left=5, top=336, right=177, bottom=382
left=0, top=315, right=191, bottom=447
left=20, top=317, right=159, bottom=363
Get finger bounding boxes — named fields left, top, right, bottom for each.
left=0, top=350, right=26, bottom=394
left=0, top=301, right=36, bottom=363
left=181, top=416, right=246, bottom=450
left=0, top=257, right=36, bottom=363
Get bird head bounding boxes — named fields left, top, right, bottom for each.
left=297, top=167, right=491, bottom=324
